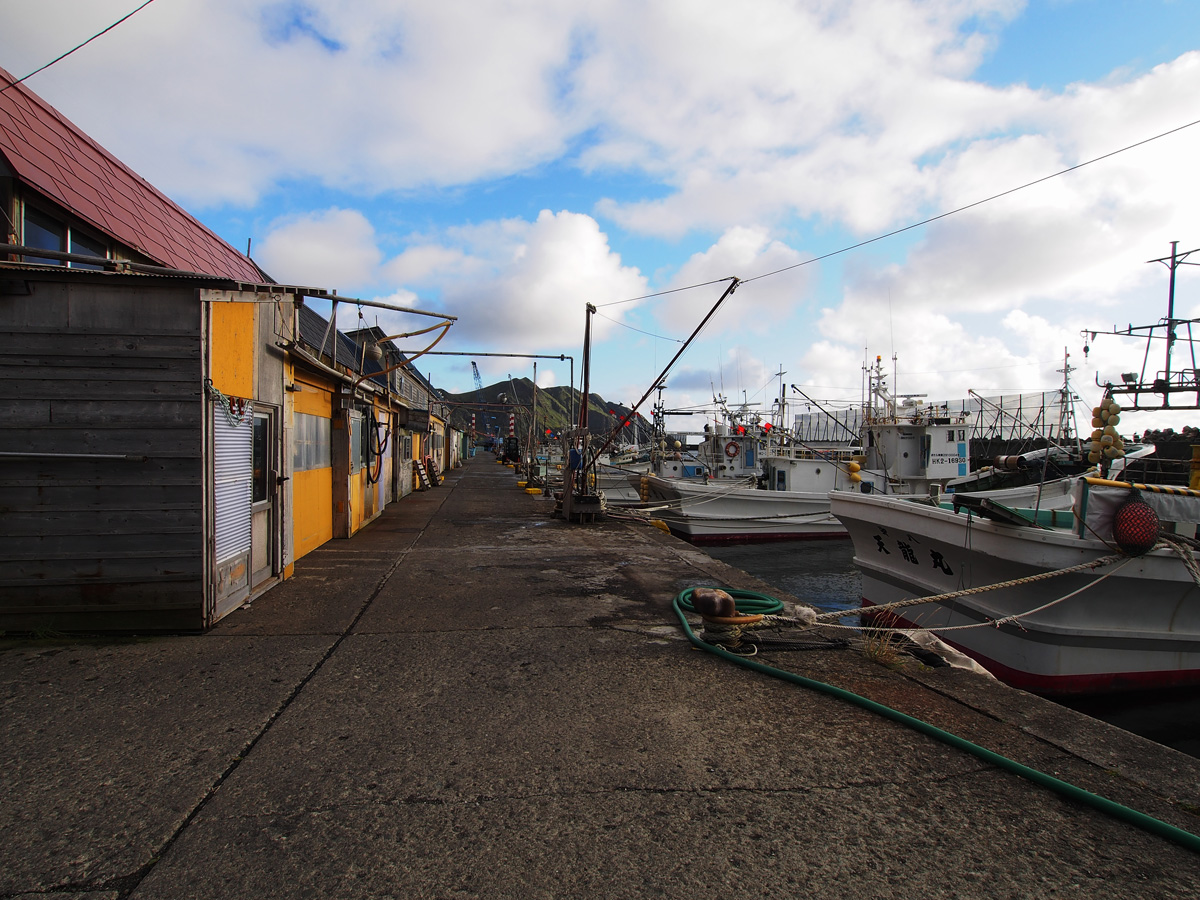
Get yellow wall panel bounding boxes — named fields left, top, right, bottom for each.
left=293, top=379, right=333, bottom=417
left=350, top=472, right=365, bottom=534
left=210, top=302, right=255, bottom=398
left=293, top=467, right=334, bottom=560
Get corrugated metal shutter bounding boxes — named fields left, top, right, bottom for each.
left=214, top=405, right=252, bottom=562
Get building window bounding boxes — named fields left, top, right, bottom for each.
left=292, top=413, right=331, bottom=471
left=22, top=206, right=65, bottom=265
left=22, top=203, right=109, bottom=268
left=349, top=414, right=363, bottom=475
left=70, top=229, right=108, bottom=270
left=252, top=413, right=270, bottom=504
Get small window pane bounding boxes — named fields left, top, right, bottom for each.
left=69, top=230, right=107, bottom=270
left=293, top=413, right=331, bottom=472
left=23, top=207, right=65, bottom=265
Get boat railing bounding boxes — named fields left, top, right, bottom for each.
left=764, top=445, right=861, bottom=462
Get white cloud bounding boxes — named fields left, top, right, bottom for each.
left=255, top=208, right=382, bottom=288
left=6, top=0, right=1200, bottom=430
left=1, top=0, right=1025, bottom=214
left=1, top=0, right=581, bottom=205
left=367, top=210, right=648, bottom=359
left=659, top=226, right=813, bottom=326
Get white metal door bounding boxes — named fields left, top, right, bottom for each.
left=213, top=402, right=252, bottom=616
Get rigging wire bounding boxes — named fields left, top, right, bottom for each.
left=593, top=309, right=684, bottom=343
left=594, top=277, right=735, bottom=309
left=1, top=0, right=160, bottom=95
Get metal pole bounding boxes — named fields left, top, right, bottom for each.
left=1166, top=240, right=1179, bottom=405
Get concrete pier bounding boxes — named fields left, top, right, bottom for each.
left=3, top=454, right=1200, bottom=898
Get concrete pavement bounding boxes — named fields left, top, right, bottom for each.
left=3, top=453, right=1200, bottom=899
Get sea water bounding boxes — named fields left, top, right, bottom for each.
left=704, top=539, right=861, bottom=620
left=705, top=539, right=1199, bottom=759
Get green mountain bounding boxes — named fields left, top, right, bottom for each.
left=440, top=377, right=653, bottom=444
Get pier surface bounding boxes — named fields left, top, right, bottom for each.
left=4, top=454, right=1200, bottom=899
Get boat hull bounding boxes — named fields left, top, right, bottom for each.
left=633, top=474, right=848, bottom=544
left=831, top=491, right=1200, bottom=695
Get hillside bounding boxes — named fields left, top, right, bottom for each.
left=440, top=377, right=653, bottom=444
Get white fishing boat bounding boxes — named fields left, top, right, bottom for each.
left=633, top=357, right=1092, bottom=544
left=832, top=242, right=1200, bottom=695
left=633, top=442, right=880, bottom=543
left=832, top=477, right=1200, bottom=694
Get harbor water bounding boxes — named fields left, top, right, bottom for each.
left=705, top=538, right=1200, bottom=759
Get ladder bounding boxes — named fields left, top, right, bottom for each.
left=413, top=459, right=433, bottom=491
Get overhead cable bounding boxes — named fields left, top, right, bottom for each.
left=1, top=0, right=159, bottom=95
left=593, top=309, right=684, bottom=343
left=597, top=114, right=1200, bottom=307
left=742, top=115, right=1200, bottom=285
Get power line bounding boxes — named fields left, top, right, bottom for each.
left=1, top=0, right=159, bottom=95
left=596, top=114, right=1200, bottom=307
left=741, top=115, right=1200, bottom=285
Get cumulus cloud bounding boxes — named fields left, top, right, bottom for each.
left=657, top=226, right=813, bottom=327
left=2, top=0, right=1024, bottom=214
left=437, top=209, right=647, bottom=349
left=312, top=209, right=648, bottom=365
left=254, top=208, right=382, bottom=288
left=6, top=0, right=1200, bottom=427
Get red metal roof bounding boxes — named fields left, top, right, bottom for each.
left=0, top=66, right=263, bottom=282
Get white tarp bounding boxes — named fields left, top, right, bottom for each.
left=1074, top=479, right=1200, bottom=540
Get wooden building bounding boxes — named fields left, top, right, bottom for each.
left=0, top=66, right=454, bottom=631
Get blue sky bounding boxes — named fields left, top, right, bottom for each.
left=4, top=0, right=1200, bottom=433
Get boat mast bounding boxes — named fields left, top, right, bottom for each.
left=1087, top=241, right=1200, bottom=410
left=1056, top=347, right=1082, bottom=455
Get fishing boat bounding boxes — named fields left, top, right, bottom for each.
left=832, top=242, right=1200, bottom=695
left=633, top=357, right=1095, bottom=544
left=832, top=477, right=1200, bottom=694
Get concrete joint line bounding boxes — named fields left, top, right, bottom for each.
left=107, top=481, right=460, bottom=899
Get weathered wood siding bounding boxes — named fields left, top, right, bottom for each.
left=0, top=276, right=204, bottom=631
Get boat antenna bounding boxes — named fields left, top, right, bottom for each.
left=1084, top=242, right=1200, bottom=409
left=1056, top=347, right=1083, bottom=456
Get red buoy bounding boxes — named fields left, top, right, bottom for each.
left=1113, top=491, right=1160, bottom=556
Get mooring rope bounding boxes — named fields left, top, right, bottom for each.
left=810, top=552, right=1127, bottom=624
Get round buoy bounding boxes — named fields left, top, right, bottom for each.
left=1113, top=491, right=1160, bottom=556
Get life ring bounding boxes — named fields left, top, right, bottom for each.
left=724, top=441, right=740, bottom=459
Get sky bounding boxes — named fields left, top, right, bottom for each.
left=4, top=0, right=1200, bottom=437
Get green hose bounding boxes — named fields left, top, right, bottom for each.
left=673, top=586, right=1200, bottom=855
left=676, top=586, right=785, bottom=617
